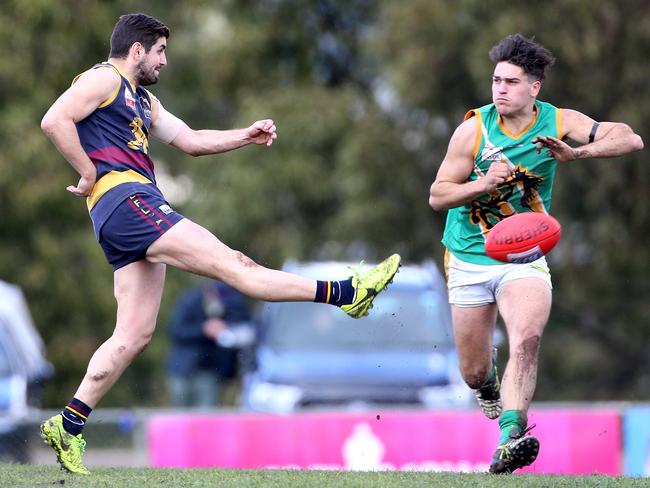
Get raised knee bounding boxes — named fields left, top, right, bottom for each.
left=234, top=251, right=258, bottom=269
left=223, top=251, right=261, bottom=284
left=462, top=367, right=491, bottom=390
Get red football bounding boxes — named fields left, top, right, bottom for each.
left=485, top=212, right=561, bottom=263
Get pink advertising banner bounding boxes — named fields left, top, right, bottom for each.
left=147, top=409, right=620, bottom=474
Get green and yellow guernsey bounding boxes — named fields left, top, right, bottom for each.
left=442, top=100, right=562, bottom=265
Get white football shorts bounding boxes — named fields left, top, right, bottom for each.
left=445, top=251, right=552, bottom=307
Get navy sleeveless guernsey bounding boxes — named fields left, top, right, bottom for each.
left=75, top=62, right=164, bottom=238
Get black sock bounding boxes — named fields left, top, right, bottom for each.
left=315, top=279, right=355, bottom=306
left=61, top=397, right=92, bottom=436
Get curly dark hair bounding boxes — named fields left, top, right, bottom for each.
left=109, top=13, right=169, bottom=58
left=489, top=34, right=555, bottom=81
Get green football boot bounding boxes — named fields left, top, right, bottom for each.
left=40, top=414, right=90, bottom=475
left=341, top=254, right=401, bottom=318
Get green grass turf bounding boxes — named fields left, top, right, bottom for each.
left=0, top=465, right=648, bottom=488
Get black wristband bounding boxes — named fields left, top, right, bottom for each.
left=588, top=122, right=600, bottom=144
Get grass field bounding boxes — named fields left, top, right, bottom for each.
left=1, top=465, right=648, bottom=488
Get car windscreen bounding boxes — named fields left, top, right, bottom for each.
left=263, top=288, right=452, bottom=352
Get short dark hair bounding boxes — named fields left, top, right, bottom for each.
left=109, top=13, right=169, bottom=58
left=489, top=34, right=555, bottom=81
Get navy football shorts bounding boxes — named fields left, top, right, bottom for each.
left=98, top=193, right=184, bottom=271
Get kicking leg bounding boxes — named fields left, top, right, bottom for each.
left=146, top=219, right=400, bottom=317
left=147, top=219, right=316, bottom=301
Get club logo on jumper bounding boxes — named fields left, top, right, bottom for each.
left=158, top=204, right=173, bottom=215
left=470, top=165, right=546, bottom=234
left=128, top=116, right=149, bottom=154
left=124, top=87, right=136, bottom=110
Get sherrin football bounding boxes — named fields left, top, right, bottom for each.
left=485, top=212, right=561, bottom=264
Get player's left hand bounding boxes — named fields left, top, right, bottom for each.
left=247, top=119, right=277, bottom=147
left=532, top=135, right=577, bottom=163
left=67, top=173, right=96, bottom=197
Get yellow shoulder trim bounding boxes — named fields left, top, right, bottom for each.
left=86, top=169, right=152, bottom=211
left=74, top=64, right=123, bottom=108
left=463, top=109, right=476, bottom=121
left=109, top=63, right=137, bottom=92
left=464, top=109, right=483, bottom=160
left=556, top=108, right=564, bottom=140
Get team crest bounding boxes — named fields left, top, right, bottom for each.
left=470, top=165, right=546, bottom=234
left=127, top=117, right=149, bottom=154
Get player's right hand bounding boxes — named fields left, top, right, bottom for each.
left=67, top=174, right=96, bottom=197
left=481, top=161, right=512, bottom=192
left=246, top=119, right=277, bottom=147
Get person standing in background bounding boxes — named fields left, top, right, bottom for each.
left=167, top=280, right=255, bottom=408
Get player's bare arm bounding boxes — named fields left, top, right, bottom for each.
left=429, top=119, right=513, bottom=211
left=151, top=102, right=278, bottom=156
left=532, top=108, right=644, bottom=162
left=170, top=119, right=278, bottom=156
left=41, top=68, right=121, bottom=196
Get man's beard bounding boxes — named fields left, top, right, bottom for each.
left=135, top=60, right=159, bottom=86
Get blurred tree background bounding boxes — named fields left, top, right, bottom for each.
left=0, top=0, right=647, bottom=407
